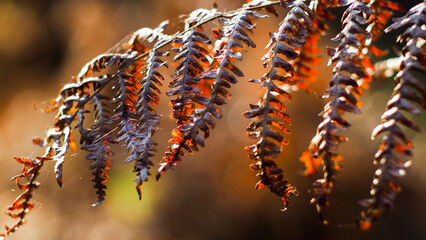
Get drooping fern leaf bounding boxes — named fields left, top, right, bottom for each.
left=243, top=0, right=319, bottom=210
left=132, top=50, right=168, bottom=198
left=2, top=1, right=425, bottom=237
left=306, top=0, right=375, bottom=223
left=1, top=157, right=46, bottom=237
left=358, top=1, right=426, bottom=230
left=157, top=9, right=267, bottom=178
left=167, top=28, right=211, bottom=124
left=299, top=0, right=402, bottom=177
left=81, top=92, right=116, bottom=206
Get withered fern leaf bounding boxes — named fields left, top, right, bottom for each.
left=305, top=0, right=377, bottom=223
left=1, top=0, right=425, bottom=237
left=158, top=9, right=267, bottom=177
left=243, top=0, right=317, bottom=211
left=358, top=1, right=426, bottom=231
left=133, top=50, right=168, bottom=198
left=167, top=27, right=211, bottom=124
left=2, top=157, right=46, bottom=237
left=82, top=93, right=116, bottom=207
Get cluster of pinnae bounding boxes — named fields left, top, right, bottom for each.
left=2, top=0, right=424, bottom=237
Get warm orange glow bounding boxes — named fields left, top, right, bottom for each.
left=358, top=220, right=372, bottom=231
left=255, top=181, right=266, bottom=190
left=69, top=131, right=78, bottom=152
left=300, top=150, right=321, bottom=176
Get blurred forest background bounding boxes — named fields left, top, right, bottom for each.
left=0, top=0, right=425, bottom=239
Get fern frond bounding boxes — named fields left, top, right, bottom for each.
left=131, top=50, right=168, bottom=198
left=167, top=28, right=211, bottom=124
left=1, top=156, right=47, bottom=238
left=46, top=97, right=82, bottom=186
left=300, top=0, right=400, bottom=177
left=307, top=0, right=374, bottom=223
left=104, top=23, right=171, bottom=199
left=112, top=70, right=145, bottom=192
left=81, top=93, right=116, bottom=206
left=157, top=10, right=267, bottom=178
left=51, top=52, right=140, bottom=187
left=4, top=2, right=299, bottom=237
left=4, top=1, right=424, bottom=236
left=114, top=69, right=144, bottom=134
left=166, top=9, right=219, bottom=125
left=9, top=51, right=143, bottom=211
left=358, top=2, right=426, bottom=230
left=244, top=0, right=318, bottom=210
